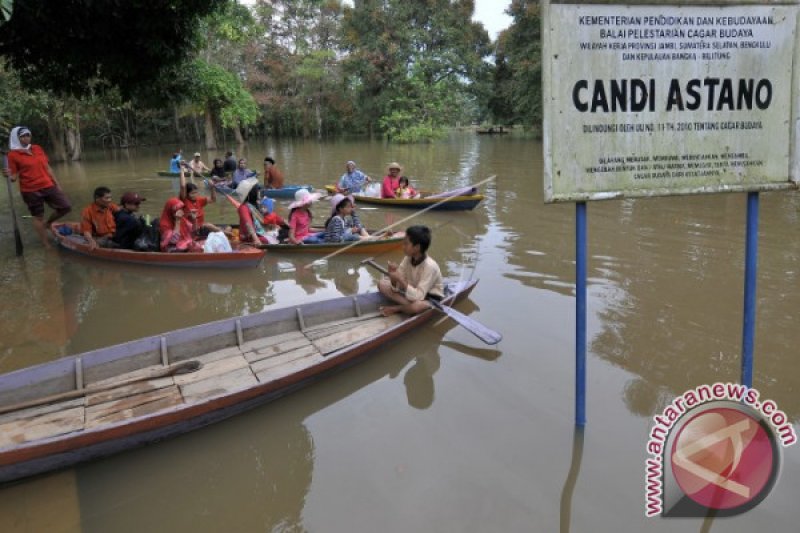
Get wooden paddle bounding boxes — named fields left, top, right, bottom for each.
left=361, top=258, right=502, bottom=345
left=0, top=359, right=202, bottom=415
left=2, top=152, right=23, bottom=256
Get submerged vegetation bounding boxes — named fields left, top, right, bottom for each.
left=0, top=0, right=543, bottom=156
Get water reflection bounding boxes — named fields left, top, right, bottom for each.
left=559, top=427, right=585, bottom=533
left=74, top=317, right=464, bottom=532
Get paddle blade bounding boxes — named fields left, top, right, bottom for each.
left=430, top=299, right=502, bottom=345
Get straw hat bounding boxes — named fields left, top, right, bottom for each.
left=289, top=188, right=321, bottom=209
left=234, top=177, right=260, bottom=201
left=387, top=162, right=402, bottom=171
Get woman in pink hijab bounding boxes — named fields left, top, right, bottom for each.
left=159, top=198, right=203, bottom=252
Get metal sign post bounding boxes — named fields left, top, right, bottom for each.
left=542, top=0, right=799, bottom=425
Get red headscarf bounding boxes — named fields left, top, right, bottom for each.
left=159, top=198, right=197, bottom=252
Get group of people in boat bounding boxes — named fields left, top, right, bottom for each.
left=2, top=125, right=443, bottom=317
left=171, top=150, right=284, bottom=191
left=232, top=177, right=369, bottom=246
left=334, top=160, right=418, bottom=199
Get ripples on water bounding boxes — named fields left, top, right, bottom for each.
left=1, top=133, right=799, bottom=532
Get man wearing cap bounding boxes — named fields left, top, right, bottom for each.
left=3, top=126, right=72, bottom=248
left=113, top=192, right=147, bottom=249
left=263, top=156, right=285, bottom=189
left=80, top=186, right=120, bottom=250
left=189, top=152, right=210, bottom=176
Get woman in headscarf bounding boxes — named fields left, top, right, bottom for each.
left=3, top=126, right=72, bottom=247
left=235, top=178, right=287, bottom=245
left=158, top=198, right=203, bottom=253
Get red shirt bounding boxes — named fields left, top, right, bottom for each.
left=7, top=145, right=55, bottom=192
left=80, top=202, right=119, bottom=237
left=381, top=175, right=402, bottom=198
left=183, top=196, right=209, bottom=228
left=289, top=209, right=313, bottom=239
left=263, top=212, right=285, bottom=227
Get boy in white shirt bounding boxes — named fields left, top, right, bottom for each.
left=378, top=225, right=444, bottom=316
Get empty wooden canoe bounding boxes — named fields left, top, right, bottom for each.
left=0, top=279, right=477, bottom=483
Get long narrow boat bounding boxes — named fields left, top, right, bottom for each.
left=263, top=185, right=314, bottom=199
left=51, top=223, right=265, bottom=269
left=323, top=185, right=483, bottom=211
left=256, top=231, right=405, bottom=254
left=0, top=279, right=477, bottom=483
left=212, top=183, right=313, bottom=200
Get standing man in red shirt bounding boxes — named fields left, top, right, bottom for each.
left=3, top=126, right=72, bottom=248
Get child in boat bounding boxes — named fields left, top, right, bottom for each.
left=179, top=165, right=225, bottom=237
left=378, top=225, right=444, bottom=316
left=394, top=177, right=417, bottom=199
left=324, top=194, right=368, bottom=243
left=287, top=188, right=323, bottom=244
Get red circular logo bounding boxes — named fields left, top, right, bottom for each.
left=671, top=407, right=775, bottom=510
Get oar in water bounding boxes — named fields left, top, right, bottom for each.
left=2, top=152, right=23, bottom=256
left=361, top=257, right=502, bottom=345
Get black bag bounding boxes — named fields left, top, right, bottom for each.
left=133, top=220, right=160, bottom=252
left=277, top=224, right=290, bottom=243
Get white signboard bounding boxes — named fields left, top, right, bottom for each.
left=543, top=3, right=800, bottom=202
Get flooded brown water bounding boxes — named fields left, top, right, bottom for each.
left=0, top=132, right=798, bottom=532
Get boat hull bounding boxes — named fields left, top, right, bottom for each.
left=262, top=185, right=314, bottom=199
left=323, top=185, right=483, bottom=211
left=0, top=280, right=478, bottom=483
left=257, top=233, right=404, bottom=254
left=51, top=223, right=265, bottom=268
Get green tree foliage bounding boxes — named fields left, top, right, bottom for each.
left=0, top=0, right=226, bottom=97
left=342, top=0, right=490, bottom=141
left=249, top=0, right=350, bottom=139
left=502, top=0, right=542, bottom=130
left=0, top=0, right=12, bottom=23
left=188, top=60, right=258, bottom=143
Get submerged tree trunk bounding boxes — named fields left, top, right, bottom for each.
left=66, top=104, right=82, bottom=161
left=315, top=96, right=322, bottom=141
left=204, top=105, right=218, bottom=150
left=233, top=123, right=245, bottom=145
left=45, top=115, right=68, bottom=162
left=173, top=105, right=181, bottom=142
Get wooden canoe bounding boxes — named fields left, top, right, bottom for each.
left=51, top=223, right=265, bottom=269
left=210, top=184, right=312, bottom=199
left=0, top=278, right=477, bottom=483
left=256, top=231, right=405, bottom=254
left=323, top=185, right=483, bottom=211
left=262, top=185, right=314, bottom=199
